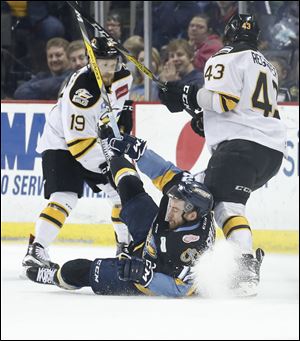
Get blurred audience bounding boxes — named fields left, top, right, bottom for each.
left=269, top=56, right=299, bottom=102
left=188, top=14, right=223, bottom=72
left=123, top=35, right=144, bottom=74
left=3, top=1, right=66, bottom=74
left=134, top=1, right=201, bottom=50
left=1, top=1, right=299, bottom=102
left=106, top=12, right=123, bottom=43
left=160, top=39, right=204, bottom=87
left=14, top=38, right=71, bottom=100
left=205, top=1, right=238, bottom=37
left=67, top=40, right=88, bottom=71
left=130, top=48, right=161, bottom=102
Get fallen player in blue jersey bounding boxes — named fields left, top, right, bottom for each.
left=26, top=127, right=216, bottom=297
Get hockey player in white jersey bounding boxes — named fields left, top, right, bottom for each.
left=159, top=14, right=287, bottom=296
left=23, top=37, right=133, bottom=269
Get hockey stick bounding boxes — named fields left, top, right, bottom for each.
left=72, top=2, right=121, bottom=138
left=67, top=1, right=167, bottom=91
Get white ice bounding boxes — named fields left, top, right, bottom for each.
left=1, top=242, right=299, bottom=340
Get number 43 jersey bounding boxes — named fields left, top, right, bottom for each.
left=202, top=42, right=287, bottom=156
left=36, top=65, right=132, bottom=173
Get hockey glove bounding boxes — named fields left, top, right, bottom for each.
left=118, top=257, right=156, bottom=287
left=190, top=108, right=205, bottom=137
left=159, top=81, right=202, bottom=117
left=98, top=124, right=147, bottom=161
left=110, top=134, right=147, bottom=161
left=117, top=100, right=133, bottom=134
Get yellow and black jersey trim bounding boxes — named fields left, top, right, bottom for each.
left=217, top=91, right=240, bottom=112
left=111, top=205, right=122, bottom=223
left=67, top=137, right=97, bottom=159
left=223, top=216, right=251, bottom=238
left=133, top=242, right=145, bottom=253
left=152, top=170, right=177, bottom=192
left=134, top=283, right=156, bottom=296
left=114, top=167, right=138, bottom=186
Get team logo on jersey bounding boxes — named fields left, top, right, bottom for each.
left=144, top=230, right=157, bottom=259
left=182, top=234, right=200, bottom=244
left=72, top=88, right=93, bottom=107
left=115, top=84, right=128, bottom=99
left=180, top=248, right=199, bottom=263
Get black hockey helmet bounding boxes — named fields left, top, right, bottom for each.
left=91, top=36, right=120, bottom=59
left=167, top=180, right=214, bottom=219
left=224, top=14, right=260, bottom=45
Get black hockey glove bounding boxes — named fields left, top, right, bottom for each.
left=118, top=257, right=156, bottom=287
left=190, top=108, right=205, bottom=137
left=110, top=134, right=147, bottom=161
left=117, top=100, right=133, bottom=134
left=98, top=124, right=147, bottom=161
left=159, top=81, right=202, bottom=117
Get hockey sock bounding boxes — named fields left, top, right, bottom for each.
left=110, top=156, right=145, bottom=204
left=223, top=216, right=253, bottom=253
left=111, top=205, right=132, bottom=245
left=35, top=202, right=69, bottom=247
left=34, top=192, right=77, bottom=248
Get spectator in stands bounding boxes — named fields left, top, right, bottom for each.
left=269, top=56, right=299, bottom=102
left=205, top=1, right=238, bottom=37
left=106, top=12, right=123, bottom=43
left=67, top=40, right=88, bottom=71
left=160, top=39, right=204, bottom=88
left=123, top=35, right=144, bottom=74
left=14, top=38, right=71, bottom=100
left=130, top=48, right=161, bottom=102
left=187, top=14, right=223, bottom=72
left=134, top=1, right=201, bottom=50
left=4, top=1, right=66, bottom=73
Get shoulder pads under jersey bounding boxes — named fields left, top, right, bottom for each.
left=69, top=70, right=101, bottom=108
left=212, top=42, right=258, bottom=58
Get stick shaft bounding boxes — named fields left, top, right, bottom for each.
left=72, top=4, right=121, bottom=138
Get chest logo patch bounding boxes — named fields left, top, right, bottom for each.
left=182, top=234, right=200, bottom=243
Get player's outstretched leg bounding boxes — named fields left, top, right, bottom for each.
left=26, top=258, right=92, bottom=289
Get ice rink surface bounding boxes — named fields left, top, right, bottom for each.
left=1, top=242, right=299, bottom=340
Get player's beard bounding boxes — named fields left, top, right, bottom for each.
left=102, top=75, right=114, bottom=87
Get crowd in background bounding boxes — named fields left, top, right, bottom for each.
left=1, top=1, right=299, bottom=102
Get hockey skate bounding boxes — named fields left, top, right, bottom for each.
left=231, top=248, right=265, bottom=297
left=22, top=240, right=59, bottom=269
left=26, top=266, right=58, bottom=285
left=22, top=234, right=35, bottom=266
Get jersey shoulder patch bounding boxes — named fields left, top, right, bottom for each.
left=69, top=70, right=100, bottom=108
